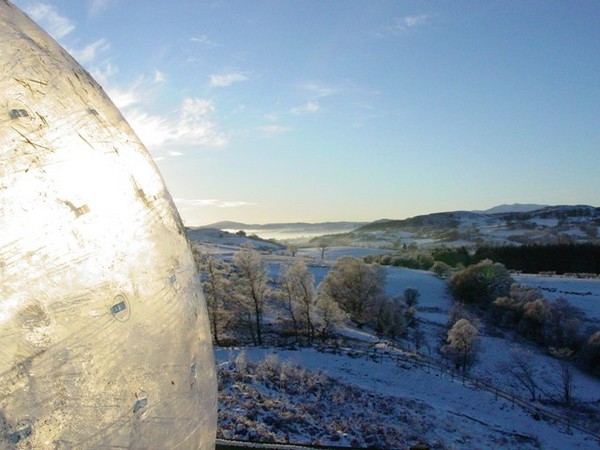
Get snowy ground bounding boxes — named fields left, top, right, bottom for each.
left=215, top=346, right=599, bottom=449
left=298, top=246, right=392, bottom=261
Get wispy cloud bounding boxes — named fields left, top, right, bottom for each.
left=69, top=38, right=110, bottom=64
left=174, top=198, right=254, bottom=208
left=22, top=2, right=75, bottom=40
left=190, top=35, right=218, bottom=48
left=125, top=97, right=228, bottom=149
left=90, top=62, right=119, bottom=86
left=153, top=70, right=165, bottom=83
left=381, top=14, right=429, bottom=36
left=299, top=82, right=338, bottom=99
left=88, top=0, right=116, bottom=16
left=256, top=125, right=292, bottom=135
left=290, top=101, right=320, bottom=115
left=105, top=76, right=146, bottom=109
left=209, top=72, right=248, bottom=87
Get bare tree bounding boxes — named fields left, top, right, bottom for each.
left=503, top=349, right=541, bottom=401
left=549, top=347, right=576, bottom=406
left=200, top=255, right=233, bottom=346
left=544, top=297, right=582, bottom=348
left=370, top=296, right=407, bottom=340
left=233, top=246, right=271, bottom=346
left=410, top=323, right=427, bottom=352
left=279, top=260, right=318, bottom=344
left=404, top=287, right=420, bottom=307
left=287, top=244, right=299, bottom=257
left=318, top=242, right=328, bottom=260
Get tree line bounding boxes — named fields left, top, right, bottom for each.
left=364, top=243, right=600, bottom=275
left=433, top=243, right=600, bottom=275
left=193, top=245, right=421, bottom=348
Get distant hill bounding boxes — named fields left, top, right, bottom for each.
left=191, top=205, right=599, bottom=249
left=322, top=204, right=600, bottom=249
left=476, top=203, right=549, bottom=214
left=199, top=221, right=366, bottom=232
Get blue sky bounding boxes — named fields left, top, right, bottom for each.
left=13, top=0, right=600, bottom=225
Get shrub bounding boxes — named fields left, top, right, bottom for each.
left=579, top=331, right=600, bottom=376
left=430, top=261, right=453, bottom=278
left=449, top=259, right=512, bottom=307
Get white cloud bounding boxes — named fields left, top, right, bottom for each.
left=23, top=2, right=75, bottom=40
left=154, top=70, right=165, bottom=83
left=89, top=0, right=116, bottom=16
left=290, top=101, right=320, bottom=115
left=256, top=125, right=292, bottom=135
left=106, top=84, right=142, bottom=109
left=90, top=62, right=119, bottom=86
left=190, top=35, right=218, bottom=48
left=219, top=201, right=254, bottom=208
left=209, top=72, right=247, bottom=87
left=100, top=70, right=227, bottom=149
left=299, top=82, right=338, bottom=98
left=176, top=98, right=228, bottom=146
left=403, top=15, right=428, bottom=27
left=69, top=38, right=110, bottom=64
left=124, top=97, right=227, bottom=149
left=104, top=72, right=159, bottom=109
left=382, top=14, right=429, bottom=36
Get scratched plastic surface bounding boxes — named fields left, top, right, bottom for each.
left=0, top=2, right=217, bottom=448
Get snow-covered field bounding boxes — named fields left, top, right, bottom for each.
left=514, top=274, right=600, bottom=324
left=298, top=246, right=391, bottom=260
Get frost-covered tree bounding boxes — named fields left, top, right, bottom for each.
left=520, top=298, right=550, bottom=343
left=287, top=244, right=299, bottom=257
left=319, top=256, right=386, bottom=326
left=278, top=260, right=318, bottom=344
left=430, top=260, right=453, bottom=278
left=443, top=318, right=480, bottom=375
left=580, top=331, right=600, bottom=376
left=315, top=293, right=346, bottom=340
left=233, top=246, right=271, bottom=345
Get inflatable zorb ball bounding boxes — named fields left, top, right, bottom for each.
left=0, top=2, right=217, bottom=449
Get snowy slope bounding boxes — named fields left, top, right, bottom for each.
left=216, top=347, right=599, bottom=449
